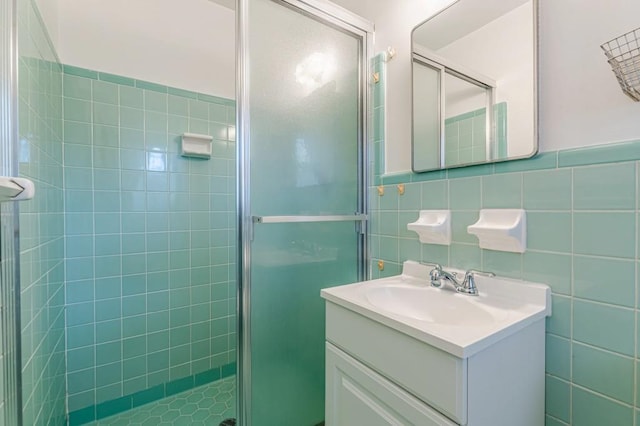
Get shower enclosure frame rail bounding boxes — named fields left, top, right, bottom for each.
left=252, top=214, right=368, bottom=224
left=0, top=0, right=23, bottom=424
left=236, top=0, right=374, bottom=424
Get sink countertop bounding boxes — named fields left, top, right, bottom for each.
left=321, top=261, right=551, bottom=358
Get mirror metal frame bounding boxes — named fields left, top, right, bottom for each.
left=410, top=0, right=539, bottom=173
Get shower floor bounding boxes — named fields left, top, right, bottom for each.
left=88, top=376, right=236, bottom=425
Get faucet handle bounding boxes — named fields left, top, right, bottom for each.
left=465, top=269, right=495, bottom=279
left=461, top=269, right=495, bottom=295
left=420, top=262, right=443, bottom=287
left=420, top=262, right=443, bottom=275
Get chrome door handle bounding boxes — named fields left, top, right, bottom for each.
left=252, top=214, right=367, bottom=224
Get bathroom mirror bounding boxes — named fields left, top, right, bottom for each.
left=411, top=0, right=537, bottom=172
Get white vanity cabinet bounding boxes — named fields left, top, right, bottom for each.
left=324, top=302, right=546, bottom=426
left=326, top=342, right=457, bottom=426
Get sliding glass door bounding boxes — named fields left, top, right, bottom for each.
left=237, top=0, right=370, bottom=424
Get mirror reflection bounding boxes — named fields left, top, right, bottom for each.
left=412, top=0, right=537, bottom=172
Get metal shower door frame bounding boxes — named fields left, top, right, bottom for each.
left=0, top=0, right=23, bottom=424
left=235, top=0, right=373, bottom=424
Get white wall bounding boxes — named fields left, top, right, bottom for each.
left=539, top=0, right=640, bottom=154
left=57, top=0, right=235, bottom=99
left=35, top=0, right=59, bottom=48
left=335, top=0, right=640, bottom=173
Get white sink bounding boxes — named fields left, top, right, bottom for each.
left=321, top=260, right=551, bottom=358
left=365, top=283, right=510, bottom=326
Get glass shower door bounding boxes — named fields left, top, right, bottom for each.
left=238, top=0, right=368, bottom=424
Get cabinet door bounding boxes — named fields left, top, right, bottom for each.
left=326, top=343, right=457, bottom=426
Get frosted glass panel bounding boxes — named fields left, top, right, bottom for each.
left=250, top=223, right=358, bottom=425
left=249, top=0, right=359, bottom=216
left=246, top=0, right=362, bottom=424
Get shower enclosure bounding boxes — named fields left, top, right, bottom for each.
left=237, top=0, right=371, bottom=424
left=0, top=0, right=372, bottom=424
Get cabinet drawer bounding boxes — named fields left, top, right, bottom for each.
left=326, top=302, right=466, bottom=424
left=326, top=343, right=457, bottom=426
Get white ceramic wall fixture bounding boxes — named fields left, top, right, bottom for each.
left=467, top=209, right=526, bottom=253
left=407, top=210, right=452, bottom=245
left=181, top=133, right=214, bottom=159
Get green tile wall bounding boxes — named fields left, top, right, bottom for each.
left=17, top=0, right=66, bottom=424
left=61, top=66, right=237, bottom=416
left=372, top=54, right=385, bottom=178
left=444, top=107, right=487, bottom=167
left=370, top=138, right=640, bottom=425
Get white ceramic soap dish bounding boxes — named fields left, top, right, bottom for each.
left=407, top=210, right=451, bottom=245
left=181, top=133, right=213, bottom=159
left=467, top=209, right=526, bottom=253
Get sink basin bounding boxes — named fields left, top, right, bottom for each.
left=321, top=260, right=551, bottom=357
left=365, top=284, right=509, bottom=325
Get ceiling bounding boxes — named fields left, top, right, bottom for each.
left=413, top=0, right=529, bottom=50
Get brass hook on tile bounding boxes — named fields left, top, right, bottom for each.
left=372, top=72, right=380, bottom=84
left=377, top=185, right=384, bottom=196
left=377, top=260, right=384, bottom=271
left=397, top=184, right=405, bottom=196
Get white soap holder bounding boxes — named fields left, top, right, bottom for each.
left=181, top=133, right=213, bottom=159
left=467, top=209, right=526, bottom=253
left=407, top=210, right=451, bottom=245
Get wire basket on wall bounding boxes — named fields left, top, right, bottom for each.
left=601, top=27, right=640, bottom=101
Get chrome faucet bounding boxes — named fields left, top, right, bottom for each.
left=424, top=263, right=495, bottom=296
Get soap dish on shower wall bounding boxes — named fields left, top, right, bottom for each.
left=467, top=209, right=526, bottom=253
left=407, top=210, right=451, bottom=245
left=181, top=133, right=214, bottom=159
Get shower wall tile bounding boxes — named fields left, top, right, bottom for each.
left=370, top=133, right=640, bottom=423
left=62, top=66, right=237, bottom=414
left=16, top=0, right=67, bottom=424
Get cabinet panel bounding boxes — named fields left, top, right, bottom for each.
left=326, top=302, right=466, bottom=423
left=467, top=321, right=545, bottom=426
left=326, top=343, right=457, bottom=426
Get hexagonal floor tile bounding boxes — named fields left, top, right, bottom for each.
left=90, top=376, right=236, bottom=425
left=186, top=393, right=202, bottom=404
left=217, top=391, right=233, bottom=403
left=178, top=403, right=198, bottom=415
left=167, top=399, right=184, bottom=411
left=210, top=403, right=227, bottom=415
left=141, top=416, right=162, bottom=426
left=197, top=398, right=215, bottom=409
left=192, top=409, right=210, bottom=422
left=161, top=410, right=180, bottom=422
